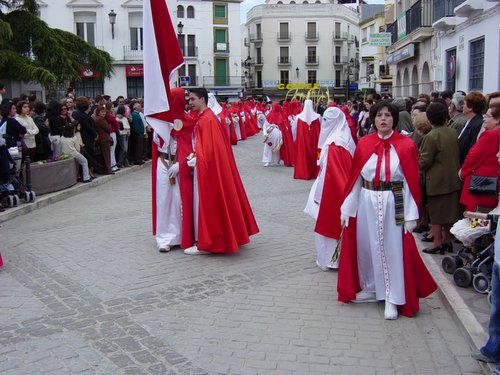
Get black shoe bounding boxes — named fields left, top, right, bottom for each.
left=421, top=236, right=435, bottom=243
left=413, top=224, right=430, bottom=233
left=423, top=244, right=447, bottom=255
left=82, top=179, right=92, bottom=183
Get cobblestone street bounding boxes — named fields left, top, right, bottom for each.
left=0, top=135, right=484, bottom=374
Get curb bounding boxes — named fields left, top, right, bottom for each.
left=0, top=161, right=151, bottom=225
left=420, top=246, right=493, bottom=374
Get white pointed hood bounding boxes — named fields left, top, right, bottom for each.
left=296, top=99, right=321, bottom=125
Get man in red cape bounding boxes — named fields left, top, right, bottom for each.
left=184, top=88, right=259, bottom=254
left=151, top=88, right=195, bottom=251
left=337, top=126, right=437, bottom=318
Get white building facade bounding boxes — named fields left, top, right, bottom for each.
left=432, top=0, right=500, bottom=94
left=35, top=0, right=242, bottom=100
left=244, top=0, right=360, bottom=100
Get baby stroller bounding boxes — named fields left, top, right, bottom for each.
left=0, top=145, right=36, bottom=208
left=444, top=211, right=496, bottom=294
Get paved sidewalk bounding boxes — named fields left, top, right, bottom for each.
left=0, top=135, right=489, bottom=374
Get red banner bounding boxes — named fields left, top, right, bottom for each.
left=126, top=65, right=144, bottom=77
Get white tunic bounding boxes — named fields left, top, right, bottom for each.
left=262, top=123, right=282, bottom=164
left=154, top=131, right=182, bottom=249
left=341, top=145, right=419, bottom=305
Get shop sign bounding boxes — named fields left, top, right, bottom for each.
left=386, top=44, right=415, bottom=65
left=369, top=33, right=391, bottom=46
left=78, top=67, right=100, bottom=78
left=126, top=65, right=144, bottom=77
left=277, top=83, right=320, bottom=90
left=179, top=76, right=190, bottom=86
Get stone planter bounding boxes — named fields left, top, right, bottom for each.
left=26, top=158, right=78, bottom=195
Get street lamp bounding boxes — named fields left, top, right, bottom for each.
left=177, top=21, right=184, bottom=35
left=296, top=67, right=299, bottom=78
left=108, top=9, right=117, bottom=39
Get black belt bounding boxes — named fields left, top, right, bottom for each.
left=159, top=152, right=175, bottom=162
left=362, top=179, right=405, bottom=225
left=362, top=180, right=403, bottom=191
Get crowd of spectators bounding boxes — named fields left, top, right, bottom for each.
left=0, top=89, right=153, bottom=211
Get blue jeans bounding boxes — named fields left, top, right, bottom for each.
left=481, top=262, right=500, bottom=363
left=117, top=134, right=129, bottom=167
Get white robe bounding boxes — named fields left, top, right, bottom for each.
left=155, top=133, right=182, bottom=248
left=341, top=146, right=419, bottom=305
left=262, top=123, right=282, bottom=164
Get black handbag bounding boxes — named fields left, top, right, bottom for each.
left=469, top=175, right=498, bottom=196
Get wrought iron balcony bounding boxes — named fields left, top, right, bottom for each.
left=433, top=0, right=466, bottom=22
left=249, top=33, right=263, bottom=42
left=202, top=76, right=244, bottom=87
left=181, top=46, right=198, bottom=58
left=305, top=56, right=319, bottom=65
left=333, top=31, right=348, bottom=40
left=123, top=45, right=143, bottom=60
left=305, top=32, right=319, bottom=42
left=277, top=32, right=291, bottom=42
left=254, top=57, right=264, bottom=66
left=213, top=42, right=230, bottom=54
left=333, top=55, right=348, bottom=65
left=277, top=56, right=291, bottom=65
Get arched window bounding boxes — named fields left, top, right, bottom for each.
left=187, top=6, right=195, bottom=18
left=315, top=0, right=321, bottom=3
left=177, top=5, right=184, bottom=18
left=277, top=1, right=283, bottom=3
left=302, top=1, right=309, bottom=3
left=290, top=1, right=296, bottom=3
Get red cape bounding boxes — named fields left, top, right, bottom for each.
left=196, top=109, right=259, bottom=253
left=294, top=118, right=320, bottom=180
left=0, top=252, right=3, bottom=268
left=337, top=132, right=437, bottom=317
left=267, top=104, right=295, bottom=166
left=315, top=145, right=352, bottom=239
left=151, top=121, right=195, bottom=249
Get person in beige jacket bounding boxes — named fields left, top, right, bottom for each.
left=15, top=100, right=39, bottom=161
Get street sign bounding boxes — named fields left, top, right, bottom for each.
left=369, top=33, right=391, bottom=46
left=349, top=83, right=358, bottom=91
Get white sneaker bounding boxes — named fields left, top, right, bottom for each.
left=183, top=246, right=210, bottom=255
left=384, top=301, right=399, bottom=320
left=351, top=291, right=378, bottom=303
left=264, top=162, right=270, bottom=167
left=158, top=246, right=171, bottom=253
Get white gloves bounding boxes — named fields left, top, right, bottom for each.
left=187, top=157, right=196, bottom=168
left=340, top=214, right=350, bottom=228
left=167, top=162, right=179, bottom=178
left=404, top=220, right=417, bottom=233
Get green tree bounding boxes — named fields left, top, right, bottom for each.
left=0, top=0, right=113, bottom=86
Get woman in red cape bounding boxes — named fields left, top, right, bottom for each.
left=337, top=101, right=437, bottom=319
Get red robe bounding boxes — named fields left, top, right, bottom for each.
left=195, top=109, right=259, bottom=253
left=267, top=104, right=295, bottom=166
left=0, top=252, right=3, bottom=268
left=315, top=145, right=352, bottom=239
left=337, top=132, right=437, bottom=317
left=293, top=118, right=321, bottom=180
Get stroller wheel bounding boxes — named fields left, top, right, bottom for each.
left=29, top=191, right=35, bottom=202
left=23, top=191, right=30, bottom=202
left=7, top=195, right=14, bottom=207
left=488, top=291, right=493, bottom=306
left=442, top=256, right=458, bottom=274
left=454, top=267, right=472, bottom=288
left=12, top=194, right=19, bottom=207
left=473, top=273, right=490, bottom=294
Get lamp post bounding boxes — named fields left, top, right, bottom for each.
left=296, top=66, right=299, bottom=79
left=108, top=9, right=117, bottom=39
left=177, top=22, right=184, bottom=35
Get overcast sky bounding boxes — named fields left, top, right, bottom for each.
left=240, top=0, right=385, bottom=23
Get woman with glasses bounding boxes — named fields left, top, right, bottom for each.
left=459, top=104, right=500, bottom=211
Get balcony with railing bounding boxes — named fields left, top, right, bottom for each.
left=244, top=37, right=249, bottom=47
left=385, top=0, right=433, bottom=49
left=277, top=32, right=291, bottom=42
left=277, top=56, right=292, bottom=65
left=249, top=33, right=263, bottom=42
left=433, top=0, right=466, bottom=29
left=202, top=76, right=244, bottom=87
left=333, top=31, right=348, bottom=41
left=333, top=55, right=348, bottom=65
left=305, top=32, right=319, bottom=42
left=455, top=0, right=487, bottom=17
left=213, top=42, right=230, bottom=54
left=305, top=56, right=319, bottom=65
left=253, top=57, right=264, bottom=66
left=181, top=46, right=198, bottom=58
left=123, top=46, right=143, bottom=60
